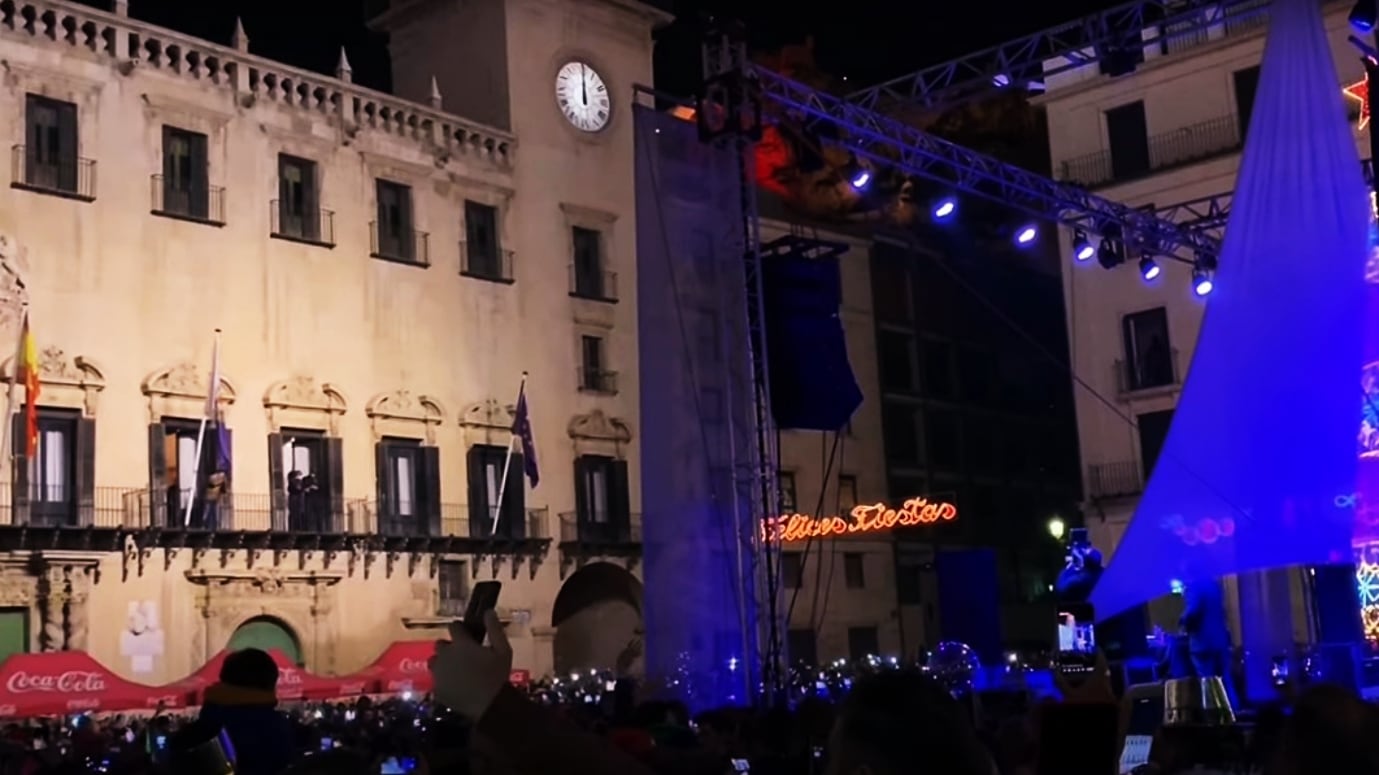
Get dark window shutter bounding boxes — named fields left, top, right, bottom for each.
left=573, top=456, right=591, bottom=526
left=506, top=452, right=525, bottom=538
left=189, top=131, right=209, bottom=219
left=466, top=446, right=486, bottom=537
left=609, top=459, right=631, bottom=534
left=217, top=427, right=234, bottom=529
left=147, top=422, right=166, bottom=528
left=303, top=162, right=320, bottom=240
left=75, top=417, right=95, bottom=527
left=161, top=126, right=176, bottom=207
left=419, top=445, right=441, bottom=537
left=374, top=443, right=390, bottom=533
left=12, top=413, right=28, bottom=525
left=325, top=436, right=344, bottom=533
left=399, top=187, right=414, bottom=254
left=56, top=101, right=77, bottom=192
left=267, top=433, right=286, bottom=531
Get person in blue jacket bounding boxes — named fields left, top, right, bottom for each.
left=198, top=648, right=297, bottom=774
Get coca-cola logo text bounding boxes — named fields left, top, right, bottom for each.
left=277, top=670, right=302, bottom=685
left=398, top=658, right=428, bottom=674
left=6, top=671, right=107, bottom=694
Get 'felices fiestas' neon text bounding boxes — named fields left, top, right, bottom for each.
left=761, top=498, right=958, bottom=543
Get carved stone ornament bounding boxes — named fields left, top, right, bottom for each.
left=0, top=234, right=29, bottom=330
left=263, top=376, right=348, bottom=434
left=365, top=390, right=445, bottom=443
left=0, top=348, right=105, bottom=416
left=568, top=409, right=633, bottom=443
left=185, top=568, right=343, bottom=667
left=459, top=398, right=513, bottom=430
left=0, top=573, right=36, bottom=607
left=142, top=361, right=236, bottom=421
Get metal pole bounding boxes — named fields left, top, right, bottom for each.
left=491, top=373, right=526, bottom=535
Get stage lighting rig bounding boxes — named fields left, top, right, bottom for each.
left=1139, top=256, right=1161, bottom=281
left=1097, top=224, right=1127, bottom=269
left=1072, top=229, right=1095, bottom=261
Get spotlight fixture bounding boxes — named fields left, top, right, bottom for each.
left=1096, top=224, right=1125, bottom=269
left=1192, top=251, right=1217, bottom=296
left=841, top=157, right=871, bottom=190
left=1351, top=0, right=1377, bottom=33
left=932, top=197, right=957, bottom=221
left=1015, top=224, right=1038, bottom=245
left=850, top=169, right=871, bottom=189
left=1139, top=256, right=1161, bottom=281
left=1072, top=229, right=1094, bottom=262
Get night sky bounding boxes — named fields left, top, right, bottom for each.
left=69, top=0, right=1123, bottom=97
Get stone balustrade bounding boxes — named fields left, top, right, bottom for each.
left=0, top=0, right=515, bottom=169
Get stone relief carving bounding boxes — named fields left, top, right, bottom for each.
left=568, top=410, right=633, bottom=443
left=186, top=569, right=343, bottom=667
left=0, top=348, right=106, bottom=416
left=0, top=234, right=29, bottom=332
left=142, top=362, right=236, bottom=421
left=459, top=398, right=512, bottom=430
left=365, top=390, right=445, bottom=443
left=0, top=571, right=37, bottom=607
left=263, top=376, right=348, bottom=434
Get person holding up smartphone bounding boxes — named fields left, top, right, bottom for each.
left=429, top=589, right=659, bottom=775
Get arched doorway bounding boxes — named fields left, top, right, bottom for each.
left=552, top=562, right=643, bottom=675
left=226, top=616, right=302, bottom=665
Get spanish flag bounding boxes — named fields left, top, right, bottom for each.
left=18, top=314, right=38, bottom=458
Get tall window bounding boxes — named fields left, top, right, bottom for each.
left=148, top=417, right=230, bottom=530
left=373, top=179, right=416, bottom=262
left=574, top=455, right=630, bottom=542
left=437, top=560, right=468, bottom=617
left=844, top=552, right=866, bottom=589
left=1233, top=65, right=1261, bottom=138
left=276, top=155, right=321, bottom=241
left=1122, top=307, right=1175, bottom=390
left=467, top=444, right=525, bottom=539
left=463, top=201, right=503, bottom=280
left=23, top=95, right=78, bottom=193
left=376, top=438, right=439, bottom=536
left=838, top=475, right=858, bottom=511
left=782, top=552, right=804, bottom=589
left=160, top=126, right=210, bottom=220
left=268, top=429, right=343, bottom=533
left=571, top=227, right=610, bottom=300
left=30, top=412, right=75, bottom=527
left=778, top=471, right=797, bottom=512
left=579, top=335, right=613, bottom=393
left=1105, top=100, right=1150, bottom=180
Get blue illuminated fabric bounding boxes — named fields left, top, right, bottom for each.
left=1092, top=0, right=1368, bottom=618
left=635, top=105, right=760, bottom=708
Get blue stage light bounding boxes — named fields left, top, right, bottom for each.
left=1015, top=224, right=1037, bottom=245
left=1140, top=257, right=1161, bottom=281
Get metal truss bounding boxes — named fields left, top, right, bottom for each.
left=754, top=66, right=1221, bottom=261
left=846, top=0, right=1274, bottom=113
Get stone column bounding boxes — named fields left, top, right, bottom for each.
left=64, top=566, right=93, bottom=651
left=39, top=566, right=68, bottom=652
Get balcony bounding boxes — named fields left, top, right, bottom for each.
left=558, top=511, right=642, bottom=574
left=0, top=484, right=148, bottom=529
left=270, top=200, right=336, bottom=247
left=371, top=222, right=430, bottom=266
left=569, top=264, right=618, bottom=303
left=460, top=241, right=515, bottom=284
left=1059, top=114, right=1242, bottom=189
left=150, top=175, right=225, bottom=225
left=1087, top=461, right=1144, bottom=501
left=579, top=368, right=619, bottom=395
left=10, top=145, right=96, bottom=201
left=1115, top=349, right=1181, bottom=395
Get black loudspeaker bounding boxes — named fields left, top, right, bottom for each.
left=760, top=250, right=863, bottom=431
left=1311, top=563, right=1363, bottom=644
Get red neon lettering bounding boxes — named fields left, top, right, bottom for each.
left=760, top=498, right=957, bottom=543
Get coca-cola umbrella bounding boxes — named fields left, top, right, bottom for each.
left=0, top=651, right=184, bottom=717
left=348, top=640, right=436, bottom=695
left=162, top=649, right=356, bottom=704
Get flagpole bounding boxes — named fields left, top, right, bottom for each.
left=0, top=306, right=28, bottom=480
left=491, top=372, right=527, bottom=535
left=183, top=329, right=221, bottom=527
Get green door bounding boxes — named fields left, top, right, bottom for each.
left=225, top=618, right=301, bottom=665
left=0, top=609, right=27, bottom=663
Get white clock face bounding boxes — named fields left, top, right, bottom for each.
left=555, top=61, right=611, bottom=132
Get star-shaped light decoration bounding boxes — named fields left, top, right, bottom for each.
left=1345, top=74, right=1371, bottom=131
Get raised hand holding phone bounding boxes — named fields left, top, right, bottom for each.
left=430, top=582, right=512, bottom=721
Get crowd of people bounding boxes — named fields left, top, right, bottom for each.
left=2, top=611, right=1379, bottom=774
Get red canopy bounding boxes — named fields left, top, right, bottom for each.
left=348, top=640, right=436, bottom=694
left=162, top=649, right=360, bottom=703
left=0, top=651, right=184, bottom=717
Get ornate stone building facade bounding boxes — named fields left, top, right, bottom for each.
left=0, top=0, right=666, bottom=685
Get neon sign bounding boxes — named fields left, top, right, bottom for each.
left=762, top=498, right=958, bottom=542
left=1345, top=75, right=1371, bottom=131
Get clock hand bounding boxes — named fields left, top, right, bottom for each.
left=581, top=64, right=588, bottom=105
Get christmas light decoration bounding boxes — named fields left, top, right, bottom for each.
left=1345, top=75, right=1371, bottom=131
left=761, top=498, right=958, bottom=542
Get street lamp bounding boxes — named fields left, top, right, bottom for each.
left=1047, top=517, right=1066, bottom=541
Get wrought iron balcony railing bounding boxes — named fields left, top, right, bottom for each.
left=569, top=264, right=618, bottom=302
left=1115, top=348, right=1181, bottom=394
left=1059, top=114, right=1241, bottom=188
left=150, top=174, right=225, bottom=224
left=579, top=368, right=619, bottom=395
left=1086, top=461, right=1145, bottom=500
left=557, top=511, right=643, bottom=546
left=11, top=144, right=96, bottom=200
left=270, top=200, right=336, bottom=246
left=460, top=241, right=515, bottom=283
